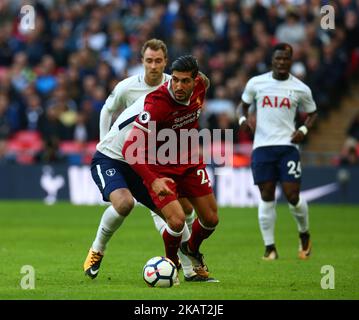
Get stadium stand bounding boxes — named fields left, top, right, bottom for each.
left=7, top=130, right=43, bottom=164
left=0, top=1, right=358, bottom=166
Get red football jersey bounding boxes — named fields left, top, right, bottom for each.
left=123, top=75, right=207, bottom=185
left=140, top=77, right=206, bottom=131
left=137, top=76, right=206, bottom=162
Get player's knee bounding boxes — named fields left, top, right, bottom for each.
left=211, top=213, right=219, bottom=228
left=202, top=209, right=219, bottom=228
left=182, top=203, right=194, bottom=216
left=112, top=197, right=134, bottom=217
left=206, top=215, right=219, bottom=228
left=287, top=193, right=299, bottom=206
left=167, top=215, right=185, bottom=233
left=179, top=199, right=194, bottom=216
left=259, top=184, right=275, bottom=202
left=261, top=193, right=275, bottom=202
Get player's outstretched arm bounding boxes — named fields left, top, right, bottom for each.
left=291, top=111, right=318, bottom=143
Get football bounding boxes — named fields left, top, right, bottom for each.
left=143, top=256, right=177, bottom=288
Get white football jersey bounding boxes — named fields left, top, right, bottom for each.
left=97, top=95, right=146, bottom=161
left=100, top=73, right=171, bottom=139
left=242, top=71, right=316, bottom=150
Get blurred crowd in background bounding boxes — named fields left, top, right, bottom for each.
left=0, top=0, right=359, bottom=166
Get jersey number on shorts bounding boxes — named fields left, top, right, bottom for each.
left=287, top=160, right=301, bottom=178
left=197, top=169, right=209, bottom=184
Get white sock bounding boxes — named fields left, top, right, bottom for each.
left=178, top=223, right=195, bottom=277
left=151, top=211, right=167, bottom=235
left=151, top=210, right=195, bottom=277
left=185, top=210, right=195, bottom=233
left=258, top=200, right=277, bottom=246
left=92, top=205, right=125, bottom=253
left=289, top=196, right=309, bottom=233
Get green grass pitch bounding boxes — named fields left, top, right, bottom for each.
left=0, top=201, right=358, bottom=300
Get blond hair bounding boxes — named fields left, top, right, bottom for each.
left=141, top=39, right=168, bottom=59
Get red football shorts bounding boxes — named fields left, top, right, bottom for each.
left=143, top=164, right=213, bottom=210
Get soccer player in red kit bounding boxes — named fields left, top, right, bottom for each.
left=122, top=55, right=219, bottom=280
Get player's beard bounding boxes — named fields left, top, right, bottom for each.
left=174, top=90, right=188, bottom=102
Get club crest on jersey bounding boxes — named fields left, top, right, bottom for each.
left=139, top=111, right=151, bottom=124
left=106, top=168, right=116, bottom=176
left=262, top=96, right=291, bottom=109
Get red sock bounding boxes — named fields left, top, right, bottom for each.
left=188, top=218, right=215, bottom=253
left=162, top=228, right=182, bottom=267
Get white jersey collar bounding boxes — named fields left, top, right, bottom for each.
left=270, top=71, right=292, bottom=81
left=141, top=74, right=167, bottom=88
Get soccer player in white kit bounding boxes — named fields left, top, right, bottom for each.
left=83, top=39, right=198, bottom=281
left=238, top=43, right=318, bottom=260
